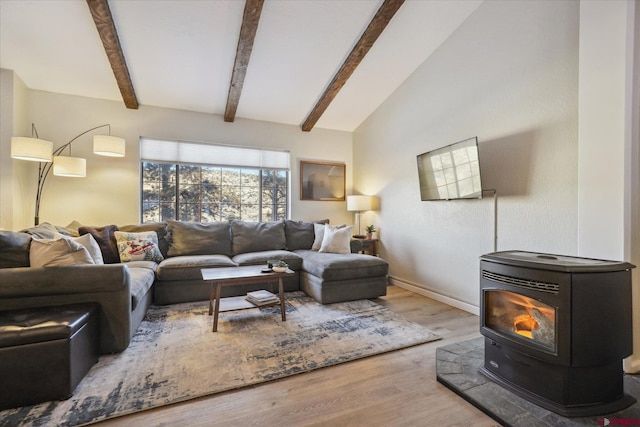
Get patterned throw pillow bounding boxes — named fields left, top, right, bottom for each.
left=114, top=231, right=164, bottom=263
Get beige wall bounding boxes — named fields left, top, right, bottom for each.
left=0, top=69, right=31, bottom=231
left=1, top=87, right=354, bottom=229
left=353, top=0, right=580, bottom=311
left=0, top=69, right=14, bottom=230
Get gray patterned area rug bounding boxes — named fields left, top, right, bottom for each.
left=1, top=291, right=440, bottom=427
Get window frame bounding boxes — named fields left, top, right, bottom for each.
left=139, top=137, right=291, bottom=222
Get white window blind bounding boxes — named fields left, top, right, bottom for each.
left=140, top=138, right=290, bottom=170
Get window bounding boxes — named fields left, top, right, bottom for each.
left=140, top=139, right=289, bottom=223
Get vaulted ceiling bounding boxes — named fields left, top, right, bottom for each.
left=0, top=0, right=482, bottom=132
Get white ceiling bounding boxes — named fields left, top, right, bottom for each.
left=0, top=0, right=482, bottom=132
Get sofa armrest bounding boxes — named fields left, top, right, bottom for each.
left=0, top=264, right=132, bottom=354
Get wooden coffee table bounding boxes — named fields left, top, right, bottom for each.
left=201, top=265, right=295, bottom=332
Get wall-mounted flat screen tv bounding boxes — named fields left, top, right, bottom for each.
left=417, top=137, right=483, bottom=201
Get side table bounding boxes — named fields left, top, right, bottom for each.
left=355, top=238, right=378, bottom=256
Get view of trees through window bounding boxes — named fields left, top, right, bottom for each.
left=142, top=162, right=288, bottom=223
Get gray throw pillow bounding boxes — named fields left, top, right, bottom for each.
left=78, top=224, right=120, bottom=264
left=167, top=220, right=232, bottom=257
left=231, top=220, right=286, bottom=255
left=284, top=220, right=314, bottom=250
left=0, top=231, right=32, bottom=268
left=20, top=222, right=60, bottom=239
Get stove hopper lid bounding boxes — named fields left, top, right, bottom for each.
left=480, top=250, right=636, bottom=273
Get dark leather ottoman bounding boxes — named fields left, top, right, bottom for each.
left=0, top=303, right=99, bottom=410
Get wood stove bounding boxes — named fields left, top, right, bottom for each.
left=479, top=250, right=636, bottom=417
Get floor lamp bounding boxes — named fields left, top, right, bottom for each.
left=347, top=195, right=379, bottom=238
left=11, top=124, right=125, bottom=225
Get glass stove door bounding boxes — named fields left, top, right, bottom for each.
left=484, top=290, right=557, bottom=352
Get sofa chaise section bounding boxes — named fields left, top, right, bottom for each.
left=0, top=263, right=154, bottom=354
left=295, top=249, right=389, bottom=304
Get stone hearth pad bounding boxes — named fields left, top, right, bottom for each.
left=436, top=337, right=640, bottom=426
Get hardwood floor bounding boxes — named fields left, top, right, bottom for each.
left=95, top=286, right=499, bottom=427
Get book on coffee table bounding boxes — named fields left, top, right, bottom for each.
left=246, top=290, right=279, bottom=306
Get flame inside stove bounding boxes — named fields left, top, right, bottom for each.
left=513, top=314, right=539, bottom=338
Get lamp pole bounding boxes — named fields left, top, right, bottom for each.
left=33, top=124, right=112, bottom=225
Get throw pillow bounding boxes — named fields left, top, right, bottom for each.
left=0, top=231, right=32, bottom=268
left=114, top=231, right=164, bottom=262
left=58, top=232, right=104, bottom=264
left=54, top=223, right=80, bottom=237
left=120, top=222, right=169, bottom=258
left=78, top=225, right=120, bottom=264
left=311, top=223, right=326, bottom=251
left=284, top=220, right=315, bottom=251
left=230, top=220, right=286, bottom=255
left=319, top=225, right=354, bottom=254
left=65, top=220, right=84, bottom=232
left=20, top=222, right=60, bottom=239
left=167, top=220, right=232, bottom=257
left=29, top=237, right=95, bottom=268
left=311, top=222, right=346, bottom=251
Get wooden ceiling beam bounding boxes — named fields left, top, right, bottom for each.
left=86, top=0, right=139, bottom=109
left=225, top=0, right=265, bottom=123
left=301, top=0, right=405, bottom=132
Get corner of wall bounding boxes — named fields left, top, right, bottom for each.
left=0, top=69, right=34, bottom=231
left=0, top=69, right=16, bottom=230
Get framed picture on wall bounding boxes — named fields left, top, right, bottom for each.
left=300, top=160, right=346, bottom=201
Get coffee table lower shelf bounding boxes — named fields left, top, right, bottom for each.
left=216, top=296, right=280, bottom=312
left=202, top=266, right=294, bottom=332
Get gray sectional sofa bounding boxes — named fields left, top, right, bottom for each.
left=0, top=219, right=388, bottom=354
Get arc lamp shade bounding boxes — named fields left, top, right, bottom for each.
left=11, top=137, right=53, bottom=162
left=93, top=135, right=125, bottom=157
left=53, top=156, right=86, bottom=177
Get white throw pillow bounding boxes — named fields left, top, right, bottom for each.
left=57, top=232, right=104, bottom=264
left=319, top=225, right=354, bottom=254
left=311, top=223, right=326, bottom=251
left=30, top=237, right=95, bottom=268
left=311, top=223, right=348, bottom=251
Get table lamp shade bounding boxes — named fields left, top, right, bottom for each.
left=11, top=137, right=53, bottom=162
left=93, top=135, right=125, bottom=157
left=347, top=195, right=379, bottom=237
left=347, top=195, right=378, bottom=212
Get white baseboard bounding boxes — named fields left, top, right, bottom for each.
left=389, top=275, right=480, bottom=316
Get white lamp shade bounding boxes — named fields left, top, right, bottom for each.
left=53, top=156, right=86, bottom=177
left=347, top=195, right=379, bottom=212
left=93, top=135, right=125, bottom=157
left=11, top=137, right=53, bottom=162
